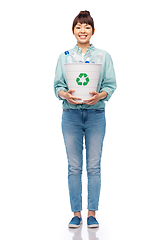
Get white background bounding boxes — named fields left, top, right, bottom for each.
left=0, top=0, right=166, bottom=239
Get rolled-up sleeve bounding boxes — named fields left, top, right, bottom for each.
left=100, top=53, right=117, bottom=101
left=54, top=55, right=68, bottom=100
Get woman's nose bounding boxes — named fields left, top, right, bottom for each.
left=81, top=27, right=85, bottom=33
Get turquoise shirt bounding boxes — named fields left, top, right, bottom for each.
left=54, top=44, right=117, bottom=109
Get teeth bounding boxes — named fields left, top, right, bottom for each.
left=79, top=35, right=87, bottom=38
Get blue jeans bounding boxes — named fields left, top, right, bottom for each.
left=62, top=108, right=106, bottom=212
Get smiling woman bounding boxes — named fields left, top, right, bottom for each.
left=54, top=10, right=117, bottom=229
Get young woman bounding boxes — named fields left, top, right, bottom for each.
left=54, top=10, right=117, bottom=228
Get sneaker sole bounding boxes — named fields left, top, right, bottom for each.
left=69, top=220, right=83, bottom=228
left=87, top=224, right=99, bottom=228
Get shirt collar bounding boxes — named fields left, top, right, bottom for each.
left=74, top=44, right=95, bottom=54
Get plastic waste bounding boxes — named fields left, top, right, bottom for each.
left=64, top=51, right=75, bottom=63
left=64, top=51, right=103, bottom=64
left=84, top=53, right=103, bottom=64
left=71, top=52, right=84, bottom=63
left=84, top=52, right=94, bottom=63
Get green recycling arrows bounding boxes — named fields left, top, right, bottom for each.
left=76, top=73, right=90, bottom=86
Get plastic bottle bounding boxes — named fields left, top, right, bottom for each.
left=84, top=52, right=94, bottom=63
left=71, top=52, right=84, bottom=63
left=64, top=51, right=69, bottom=63
left=64, top=51, right=75, bottom=63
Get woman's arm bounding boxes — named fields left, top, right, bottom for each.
left=54, top=55, right=68, bottom=100
left=100, top=53, right=117, bottom=101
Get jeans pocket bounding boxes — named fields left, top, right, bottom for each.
left=94, top=108, right=105, bottom=113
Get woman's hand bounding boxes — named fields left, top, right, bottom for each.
left=59, top=90, right=82, bottom=105
left=83, top=91, right=107, bottom=105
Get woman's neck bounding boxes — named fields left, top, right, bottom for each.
left=77, top=42, right=91, bottom=54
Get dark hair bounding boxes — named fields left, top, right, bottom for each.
left=72, top=11, right=95, bottom=34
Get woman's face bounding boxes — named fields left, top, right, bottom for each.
left=73, top=22, right=94, bottom=45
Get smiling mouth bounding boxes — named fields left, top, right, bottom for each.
left=79, top=35, right=87, bottom=39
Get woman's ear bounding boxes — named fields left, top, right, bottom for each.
left=92, top=28, right=95, bottom=35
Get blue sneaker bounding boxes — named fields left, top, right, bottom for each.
left=68, top=216, right=83, bottom=228
left=87, top=216, right=99, bottom=228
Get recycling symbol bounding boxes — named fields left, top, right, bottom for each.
left=76, top=73, right=90, bottom=86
